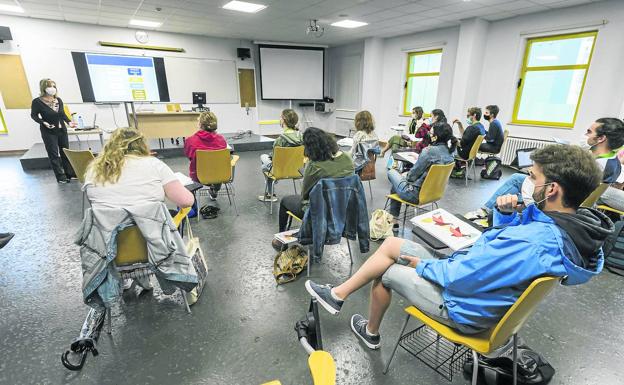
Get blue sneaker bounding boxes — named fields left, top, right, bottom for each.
left=305, top=280, right=343, bottom=315
left=350, top=314, right=381, bottom=350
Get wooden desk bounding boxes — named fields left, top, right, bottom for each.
left=128, top=112, right=200, bottom=139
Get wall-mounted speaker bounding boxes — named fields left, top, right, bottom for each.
left=237, top=48, right=251, bottom=60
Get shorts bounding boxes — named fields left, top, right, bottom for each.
left=381, top=239, right=483, bottom=334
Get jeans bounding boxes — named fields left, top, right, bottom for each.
left=260, top=153, right=275, bottom=192
left=278, top=194, right=305, bottom=232
left=483, top=173, right=527, bottom=210
left=387, top=169, right=419, bottom=217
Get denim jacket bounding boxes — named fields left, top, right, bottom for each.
left=75, top=202, right=198, bottom=310
left=298, top=175, right=370, bottom=257
left=352, top=139, right=380, bottom=172
left=406, top=143, right=455, bottom=190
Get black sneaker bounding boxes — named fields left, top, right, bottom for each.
left=350, top=314, right=380, bottom=350
left=0, top=232, right=14, bottom=249
left=392, top=223, right=400, bottom=236
left=305, top=280, right=343, bottom=315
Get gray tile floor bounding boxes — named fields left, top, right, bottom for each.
left=0, top=151, right=622, bottom=385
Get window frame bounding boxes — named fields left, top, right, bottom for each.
left=511, top=31, right=598, bottom=128
left=402, top=48, right=442, bottom=117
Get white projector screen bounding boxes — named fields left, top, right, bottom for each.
left=259, top=45, right=324, bottom=100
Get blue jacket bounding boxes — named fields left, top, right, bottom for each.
left=415, top=204, right=605, bottom=331
left=298, top=175, right=370, bottom=257
left=406, top=143, right=455, bottom=190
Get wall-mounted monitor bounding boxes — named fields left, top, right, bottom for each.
left=72, top=52, right=170, bottom=102
left=258, top=45, right=324, bottom=100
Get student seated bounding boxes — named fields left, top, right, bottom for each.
left=84, top=128, right=195, bottom=289
left=305, top=144, right=609, bottom=349
left=466, top=117, right=624, bottom=220
left=386, top=122, right=456, bottom=229
left=453, top=107, right=486, bottom=160
left=258, top=109, right=303, bottom=202
left=277, top=127, right=354, bottom=237
left=381, top=108, right=446, bottom=157
left=479, top=105, right=504, bottom=154
left=184, top=111, right=228, bottom=199
left=350, top=110, right=379, bottom=154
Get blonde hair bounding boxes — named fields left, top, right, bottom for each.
left=355, top=110, right=374, bottom=134
left=281, top=109, right=299, bottom=130
left=39, top=78, right=57, bottom=97
left=88, top=128, right=149, bottom=184
left=199, top=111, right=218, bottom=132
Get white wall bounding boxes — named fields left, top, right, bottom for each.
left=327, top=41, right=364, bottom=136
left=477, top=0, right=624, bottom=143
left=377, top=27, right=460, bottom=140
left=0, top=16, right=334, bottom=151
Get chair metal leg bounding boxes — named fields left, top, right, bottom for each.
left=306, top=245, right=311, bottom=277
left=402, top=205, right=407, bottom=229
left=195, top=190, right=201, bottom=223
left=346, top=238, right=353, bottom=265
left=270, top=180, right=275, bottom=215
left=512, top=334, right=518, bottom=385
left=471, top=350, right=479, bottom=385
left=105, top=307, right=112, bottom=334
left=473, top=159, right=478, bottom=182
left=226, top=183, right=239, bottom=216
left=465, top=161, right=468, bottom=186
left=292, top=179, right=297, bottom=195
left=383, top=313, right=410, bottom=374
left=81, top=191, right=86, bottom=217
left=181, top=288, right=192, bottom=314
left=368, top=180, right=373, bottom=203
left=224, top=183, right=233, bottom=205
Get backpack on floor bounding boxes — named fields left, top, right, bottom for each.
left=273, top=244, right=308, bottom=285
left=463, top=343, right=555, bottom=385
left=603, top=220, right=624, bottom=276
left=481, top=156, right=503, bottom=180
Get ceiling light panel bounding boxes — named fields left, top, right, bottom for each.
left=222, top=1, right=267, bottom=13
left=331, top=20, right=368, bottom=28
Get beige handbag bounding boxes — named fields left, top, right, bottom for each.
left=369, top=209, right=395, bottom=241
left=184, top=217, right=208, bottom=305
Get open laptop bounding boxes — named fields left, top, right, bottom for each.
left=77, top=114, right=97, bottom=130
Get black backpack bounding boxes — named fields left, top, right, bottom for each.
left=603, top=220, right=624, bottom=276
left=463, top=343, right=555, bottom=385
left=481, top=156, right=502, bottom=180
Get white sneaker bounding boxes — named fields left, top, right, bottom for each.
left=258, top=193, right=278, bottom=202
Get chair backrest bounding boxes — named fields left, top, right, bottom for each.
left=580, top=183, right=609, bottom=208
left=418, top=162, right=454, bottom=205
left=359, top=151, right=377, bottom=182
left=116, top=226, right=149, bottom=266
left=489, top=276, right=559, bottom=348
left=271, top=146, right=305, bottom=180
left=196, top=149, right=232, bottom=185
left=468, top=134, right=486, bottom=160
left=62, top=148, right=95, bottom=183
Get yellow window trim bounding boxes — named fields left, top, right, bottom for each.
left=512, top=30, right=597, bottom=128
left=403, top=49, right=443, bottom=116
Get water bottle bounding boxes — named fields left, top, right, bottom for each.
left=77, top=115, right=84, bottom=129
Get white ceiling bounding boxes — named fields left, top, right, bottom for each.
left=3, top=0, right=604, bottom=46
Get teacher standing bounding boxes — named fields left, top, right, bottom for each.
left=30, top=78, right=76, bottom=183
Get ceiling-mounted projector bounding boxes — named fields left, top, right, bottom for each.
left=306, top=19, right=324, bottom=38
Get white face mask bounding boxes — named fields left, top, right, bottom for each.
left=465, top=118, right=472, bottom=125
left=521, top=177, right=553, bottom=208
left=45, top=87, right=56, bottom=96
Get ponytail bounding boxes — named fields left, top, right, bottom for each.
left=447, top=136, right=458, bottom=154
left=431, top=122, right=457, bottom=154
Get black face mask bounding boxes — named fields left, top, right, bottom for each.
left=484, top=114, right=491, bottom=121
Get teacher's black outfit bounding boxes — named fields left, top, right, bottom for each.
left=30, top=97, right=75, bottom=182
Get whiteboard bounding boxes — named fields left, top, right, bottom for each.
left=164, top=57, right=239, bottom=104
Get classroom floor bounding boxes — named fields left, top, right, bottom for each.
left=0, top=151, right=622, bottom=385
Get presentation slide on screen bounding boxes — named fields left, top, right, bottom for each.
left=85, top=54, right=161, bottom=102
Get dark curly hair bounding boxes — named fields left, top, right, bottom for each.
left=595, top=118, right=624, bottom=150
left=432, top=122, right=458, bottom=154
left=303, top=127, right=338, bottom=162
left=531, top=144, right=602, bottom=208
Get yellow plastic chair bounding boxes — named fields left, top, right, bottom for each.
left=384, top=276, right=560, bottom=385
left=196, top=149, right=240, bottom=217
left=385, top=162, right=454, bottom=230
left=264, top=146, right=305, bottom=214
left=456, top=134, right=485, bottom=186
left=479, top=129, right=509, bottom=157
left=166, top=103, right=182, bottom=112
left=62, top=148, right=95, bottom=215
left=261, top=350, right=336, bottom=385
left=109, top=207, right=193, bottom=332
left=597, top=204, right=624, bottom=217
left=580, top=183, right=609, bottom=208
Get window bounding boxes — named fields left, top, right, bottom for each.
left=512, top=31, right=597, bottom=128
left=403, top=49, right=442, bottom=116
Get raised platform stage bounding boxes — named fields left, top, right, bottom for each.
left=20, top=132, right=274, bottom=171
